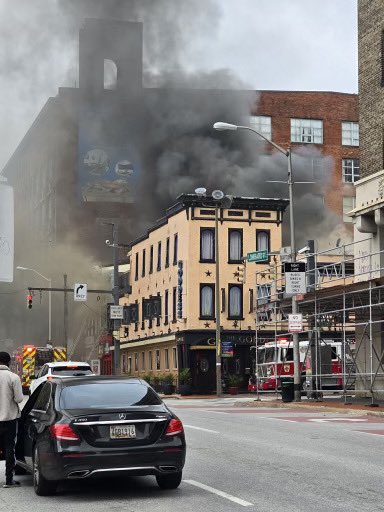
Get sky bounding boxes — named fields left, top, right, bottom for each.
left=0, top=0, right=358, bottom=170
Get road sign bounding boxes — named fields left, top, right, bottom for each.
left=288, top=313, right=303, bottom=332
left=247, top=250, right=268, bottom=263
left=74, top=283, right=87, bottom=301
left=284, top=262, right=306, bottom=294
left=110, top=305, right=124, bottom=319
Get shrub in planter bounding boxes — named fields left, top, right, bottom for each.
left=152, top=374, right=163, bottom=393
left=178, top=368, right=192, bottom=396
left=227, top=374, right=243, bottom=395
left=162, top=373, right=176, bottom=395
left=141, top=372, right=154, bottom=386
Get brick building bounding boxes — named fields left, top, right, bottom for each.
left=253, top=90, right=359, bottom=228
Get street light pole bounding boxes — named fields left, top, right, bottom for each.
left=16, top=266, right=52, bottom=344
left=215, top=203, right=222, bottom=396
left=213, top=121, right=301, bottom=401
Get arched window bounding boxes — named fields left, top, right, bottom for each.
left=200, top=228, right=215, bottom=261
left=200, top=285, right=214, bottom=319
left=104, top=59, right=117, bottom=90
left=228, top=285, right=243, bottom=319
left=229, top=229, right=243, bottom=262
left=256, top=230, right=270, bottom=253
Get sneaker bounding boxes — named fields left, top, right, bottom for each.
left=3, top=481, right=20, bottom=488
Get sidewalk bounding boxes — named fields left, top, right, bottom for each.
left=161, top=392, right=384, bottom=416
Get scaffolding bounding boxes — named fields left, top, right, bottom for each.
left=253, top=236, right=384, bottom=402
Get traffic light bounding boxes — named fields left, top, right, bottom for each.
left=27, top=294, right=33, bottom=309
left=236, top=264, right=246, bottom=283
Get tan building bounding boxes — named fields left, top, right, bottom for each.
left=119, top=194, right=288, bottom=393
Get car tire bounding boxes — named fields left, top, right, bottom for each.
left=156, top=471, right=182, bottom=490
left=33, top=445, right=58, bottom=496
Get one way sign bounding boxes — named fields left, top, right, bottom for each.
left=74, top=283, right=87, bottom=302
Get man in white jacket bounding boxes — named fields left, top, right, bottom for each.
left=0, top=351, right=23, bottom=488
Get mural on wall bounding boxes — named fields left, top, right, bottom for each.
left=78, top=106, right=140, bottom=203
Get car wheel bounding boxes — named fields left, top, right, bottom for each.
left=156, top=471, right=182, bottom=490
left=33, top=445, right=58, bottom=496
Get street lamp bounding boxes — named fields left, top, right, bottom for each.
left=16, top=266, right=52, bottom=344
left=213, top=121, right=301, bottom=401
left=195, top=188, right=232, bottom=396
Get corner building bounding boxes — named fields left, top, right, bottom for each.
left=119, top=194, right=288, bottom=393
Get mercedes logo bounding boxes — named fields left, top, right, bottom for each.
left=119, top=413, right=126, bottom=420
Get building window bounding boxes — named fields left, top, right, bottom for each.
left=200, top=209, right=215, bottom=215
left=173, top=233, right=178, bottom=265
left=173, top=347, right=178, bottom=369
left=165, top=237, right=170, bottom=268
left=255, top=212, right=271, bottom=218
left=343, top=197, right=356, bottom=223
left=164, top=289, right=169, bottom=325
left=342, top=122, right=359, bottom=146
left=172, top=287, right=177, bottom=322
left=256, top=230, right=270, bottom=255
left=134, top=353, right=138, bottom=372
left=128, top=357, right=132, bottom=374
left=228, top=284, right=243, bottom=319
left=200, top=284, right=215, bottom=319
left=228, top=229, right=243, bottom=263
left=141, top=352, right=145, bottom=371
left=249, top=289, right=254, bottom=313
left=134, top=253, right=139, bottom=281
left=165, top=349, right=169, bottom=370
left=157, top=241, right=162, bottom=271
left=249, top=115, right=272, bottom=140
left=142, top=249, right=146, bottom=277
left=149, top=245, right=154, bottom=274
left=200, top=228, right=215, bottom=262
left=156, top=350, right=161, bottom=370
left=291, top=118, right=323, bottom=144
left=148, top=351, right=153, bottom=371
left=342, top=159, right=360, bottom=183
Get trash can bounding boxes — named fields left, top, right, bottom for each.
left=280, top=377, right=294, bottom=402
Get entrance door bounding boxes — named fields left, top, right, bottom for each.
left=191, top=350, right=216, bottom=394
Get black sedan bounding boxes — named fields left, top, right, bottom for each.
left=15, top=376, right=186, bottom=496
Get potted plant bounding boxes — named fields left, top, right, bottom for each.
left=178, top=368, right=192, bottom=396
left=162, top=373, right=176, bottom=395
left=141, top=372, right=153, bottom=386
left=227, top=374, right=243, bottom=395
left=152, top=373, right=162, bottom=393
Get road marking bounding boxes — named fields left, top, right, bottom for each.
left=184, top=479, right=253, bottom=507
left=309, top=418, right=368, bottom=423
left=354, top=429, right=384, bottom=437
left=203, top=410, right=228, bottom=415
left=184, top=425, right=219, bottom=434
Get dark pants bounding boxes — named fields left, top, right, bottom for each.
left=0, top=420, right=18, bottom=484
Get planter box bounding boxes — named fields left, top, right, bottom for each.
left=179, top=384, right=192, bottom=396
left=163, top=384, right=175, bottom=395
left=228, top=386, right=238, bottom=395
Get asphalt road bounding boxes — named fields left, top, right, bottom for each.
left=1, top=397, right=384, bottom=511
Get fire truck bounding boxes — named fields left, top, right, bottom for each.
left=11, top=345, right=67, bottom=394
left=249, top=338, right=345, bottom=392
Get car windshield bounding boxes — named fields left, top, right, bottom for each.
left=52, top=366, right=92, bottom=376
left=60, top=382, right=162, bottom=409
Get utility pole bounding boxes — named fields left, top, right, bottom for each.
left=215, top=204, right=222, bottom=396
left=63, top=274, right=68, bottom=351
left=112, top=223, right=120, bottom=375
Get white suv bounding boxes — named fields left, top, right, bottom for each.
left=30, top=361, right=94, bottom=394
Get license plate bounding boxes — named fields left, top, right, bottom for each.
left=110, top=424, right=136, bottom=439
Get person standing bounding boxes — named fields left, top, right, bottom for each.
left=0, top=351, right=23, bottom=488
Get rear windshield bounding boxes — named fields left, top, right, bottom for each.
left=52, top=366, right=92, bottom=376
left=60, top=382, right=162, bottom=409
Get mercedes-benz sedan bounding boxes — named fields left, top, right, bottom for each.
left=16, top=376, right=186, bottom=495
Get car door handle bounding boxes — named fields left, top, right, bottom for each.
left=31, top=418, right=38, bottom=423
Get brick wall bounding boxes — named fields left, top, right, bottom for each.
left=358, top=0, right=384, bottom=177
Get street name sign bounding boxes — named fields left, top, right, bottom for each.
left=110, top=305, right=124, bottom=319
left=74, top=283, right=87, bottom=301
left=288, top=314, right=303, bottom=332
left=284, top=262, right=306, bottom=294
left=247, top=250, right=268, bottom=263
